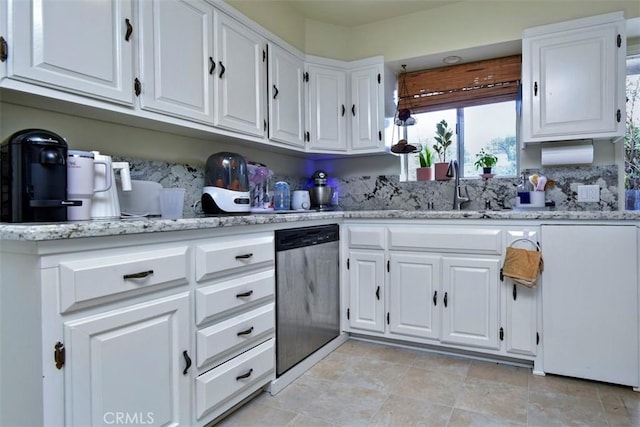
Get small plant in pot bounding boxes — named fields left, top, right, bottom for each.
left=416, top=145, right=433, bottom=181
left=432, top=119, right=453, bottom=180
left=474, top=148, right=498, bottom=175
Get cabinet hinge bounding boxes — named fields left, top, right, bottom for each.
left=264, top=119, right=267, bottom=132
left=500, top=268, right=504, bottom=281
left=499, top=327, right=504, bottom=341
left=0, top=36, right=7, bottom=62
left=378, top=130, right=382, bottom=141
left=347, top=308, right=350, bottom=320
left=263, top=49, right=266, bottom=62
left=387, top=312, right=390, bottom=324
left=536, top=332, right=540, bottom=345
left=617, top=109, right=622, bottom=123
left=347, top=258, right=350, bottom=269
left=305, top=131, right=310, bottom=142
left=54, top=341, right=65, bottom=369
left=387, top=260, right=390, bottom=272
left=617, top=34, right=622, bottom=48
left=377, top=73, right=381, bottom=84
left=304, top=72, right=309, bottom=82
left=513, top=283, right=517, bottom=301
left=134, top=78, right=141, bottom=97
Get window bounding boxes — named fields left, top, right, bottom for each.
left=406, top=102, right=517, bottom=178
left=625, top=54, right=640, bottom=210
left=397, top=55, right=520, bottom=180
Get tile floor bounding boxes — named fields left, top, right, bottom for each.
left=217, top=339, right=640, bottom=426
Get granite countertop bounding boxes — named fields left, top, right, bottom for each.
left=1, top=209, right=639, bottom=241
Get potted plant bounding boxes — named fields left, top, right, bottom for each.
left=416, top=145, right=433, bottom=181
left=432, top=119, right=453, bottom=180
left=474, top=148, right=498, bottom=175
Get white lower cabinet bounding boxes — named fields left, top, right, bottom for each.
left=441, top=256, right=501, bottom=350
left=0, top=229, right=275, bottom=426
left=345, top=223, right=541, bottom=367
left=541, top=225, right=639, bottom=387
left=388, top=252, right=440, bottom=340
left=63, top=293, right=191, bottom=426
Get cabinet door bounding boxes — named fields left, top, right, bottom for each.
left=138, top=0, right=214, bottom=123
left=441, top=256, right=501, bottom=349
left=350, top=65, right=383, bottom=152
left=522, top=20, right=625, bottom=141
left=348, top=250, right=385, bottom=333
left=267, top=44, right=304, bottom=148
left=11, top=0, right=134, bottom=104
left=307, top=64, right=348, bottom=152
left=214, top=11, right=265, bottom=137
left=388, top=252, right=440, bottom=340
left=542, top=225, right=638, bottom=386
left=63, top=293, right=191, bottom=426
left=503, top=230, right=540, bottom=357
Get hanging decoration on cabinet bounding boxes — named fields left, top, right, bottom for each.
left=391, top=65, right=420, bottom=154
left=502, top=238, right=544, bottom=288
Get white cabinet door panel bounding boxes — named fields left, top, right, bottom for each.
left=214, top=12, right=264, bottom=137
left=64, top=293, right=190, bottom=426
left=138, top=0, right=214, bottom=123
left=350, top=66, right=381, bottom=151
left=268, top=44, right=304, bottom=147
left=348, top=250, right=385, bottom=333
left=542, top=225, right=638, bottom=386
left=441, top=256, right=501, bottom=349
left=11, top=0, right=133, bottom=104
left=389, top=252, right=440, bottom=340
left=307, top=64, right=347, bottom=151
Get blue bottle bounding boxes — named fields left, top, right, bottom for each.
left=273, top=181, right=290, bottom=211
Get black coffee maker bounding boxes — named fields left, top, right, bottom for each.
left=0, top=129, right=79, bottom=222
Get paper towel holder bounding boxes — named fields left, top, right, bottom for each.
left=540, top=141, right=594, bottom=166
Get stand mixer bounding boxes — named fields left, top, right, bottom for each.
left=309, top=170, right=334, bottom=210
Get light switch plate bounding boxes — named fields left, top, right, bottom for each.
left=577, top=185, right=600, bottom=202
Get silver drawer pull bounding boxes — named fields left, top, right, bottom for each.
left=123, top=270, right=154, bottom=280
left=235, top=253, right=253, bottom=260
left=236, top=368, right=253, bottom=381
left=237, top=326, right=254, bottom=336
left=236, top=290, right=253, bottom=298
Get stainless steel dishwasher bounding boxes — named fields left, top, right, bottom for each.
left=275, top=224, right=340, bottom=377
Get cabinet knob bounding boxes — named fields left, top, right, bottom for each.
left=218, top=61, right=226, bottom=78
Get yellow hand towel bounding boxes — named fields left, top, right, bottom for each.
left=502, top=247, right=544, bottom=288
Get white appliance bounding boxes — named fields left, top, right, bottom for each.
left=90, top=152, right=131, bottom=219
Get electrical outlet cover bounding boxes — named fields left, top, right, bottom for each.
left=577, top=185, right=599, bottom=202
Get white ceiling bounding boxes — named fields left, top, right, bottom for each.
left=281, top=0, right=461, bottom=27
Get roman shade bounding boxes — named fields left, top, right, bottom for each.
left=398, top=55, right=522, bottom=114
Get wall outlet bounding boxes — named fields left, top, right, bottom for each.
left=577, top=185, right=600, bottom=202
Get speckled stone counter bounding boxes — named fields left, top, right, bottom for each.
left=1, top=209, right=639, bottom=241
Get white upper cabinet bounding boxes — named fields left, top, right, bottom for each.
left=267, top=43, right=305, bottom=148
left=521, top=12, right=626, bottom=142
left=10, top=0, right=134, bottom=105
left=138, top=0, right=215, bottom=123
left=350, top=64, right=384, bottom=152
left=306, top=63, right=348, bottom=152
left=213, top=11, right=265, bottom=137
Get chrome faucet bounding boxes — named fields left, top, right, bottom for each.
left=446, top=160, right=470, bottom=210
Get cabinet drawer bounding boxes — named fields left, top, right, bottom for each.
left=195, top=234, right=274, bottom=281
left=195, top=339, right=275, bottom=419
left=195, top=269, right=274, bottom=325
left=58, top=246, right=189, bottom=313
left=347, top=226, right=386, bottom=249
left=197, top=303, right=274, bottom=369
left=389, top=227, right=503, bottom=254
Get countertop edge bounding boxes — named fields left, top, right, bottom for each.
left=1, top=210, right=639, bottom=241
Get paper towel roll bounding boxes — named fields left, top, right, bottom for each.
left=540, top=143, right=594, bottom=166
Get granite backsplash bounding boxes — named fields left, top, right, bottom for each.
left=114, top=156, right=619, bottom=215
